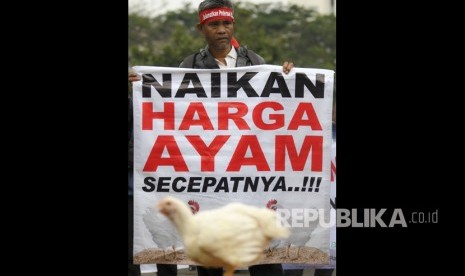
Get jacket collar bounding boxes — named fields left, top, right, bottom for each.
left=200, top=45, right=249, bottom=68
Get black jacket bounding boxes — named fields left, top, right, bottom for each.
left=179, top=45, right=265, bottom=69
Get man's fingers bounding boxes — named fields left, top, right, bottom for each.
left=128, top=73, right=141, bottom=82
left=288, top=62, right=294, bottom=70
left=283, top=61, right=294, bottom=74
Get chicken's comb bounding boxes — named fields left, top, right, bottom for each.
left=266, top=199, right=277, bottom=208
left=188, top=200, right=200, bottom=213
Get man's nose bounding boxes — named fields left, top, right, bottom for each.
left=217, top=23, right=227, bottom=33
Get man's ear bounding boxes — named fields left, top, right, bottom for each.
left=196, top=23, right=203, bottom=33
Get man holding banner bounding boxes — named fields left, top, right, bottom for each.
left=128, top=1, right=336, bottom=276
left=129, top=0, right=293, bottom=274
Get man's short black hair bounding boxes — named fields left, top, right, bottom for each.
left=198, top=0, right=234, bottom=12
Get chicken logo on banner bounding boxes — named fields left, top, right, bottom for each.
left=142, top=206, right=183, bottom=261
left=265, top=199, right=318, bottom=259
left=142, top=199, right=199, bottom=261
left=265, top=199, right=280, bottom=256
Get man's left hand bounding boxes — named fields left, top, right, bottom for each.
left=282, top=61, right=294, bottom=74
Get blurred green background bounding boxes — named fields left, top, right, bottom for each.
left=128, top=1, right=335, bottom=71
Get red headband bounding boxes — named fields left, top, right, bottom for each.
left=199, top=7, right=234, bottom=25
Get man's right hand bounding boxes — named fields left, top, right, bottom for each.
left=128, top=72, right=141, bottom=82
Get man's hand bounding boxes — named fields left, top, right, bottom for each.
left=282, top=61, right=294, bottom=74
left=128, top=72, right=141, bottom=82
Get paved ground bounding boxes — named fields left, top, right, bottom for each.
left=142, top=267, right=336, bottom=276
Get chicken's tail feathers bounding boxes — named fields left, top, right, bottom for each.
left=142, top=207, right=159, bottom=239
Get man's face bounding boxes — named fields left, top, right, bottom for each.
left=198, top=20, right=234, bottom=51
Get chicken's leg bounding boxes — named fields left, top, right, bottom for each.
left=290, top=247, right=300, bottom=260
left=281, top=244, right=291, bottom=259
left=223, top=266, right=235, bottom=276
left=172, top=246, right=177, bottom=260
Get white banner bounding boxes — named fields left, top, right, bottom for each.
left=132, top=65, right=334, bottom=265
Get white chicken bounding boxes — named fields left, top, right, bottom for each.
left=282, top=222, right=316, bottom=260
left=157, top=196, right=290, bottom=276
left=142, top=205, right=183, bottom=260
left=143, top=199, right=200, bottom=261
